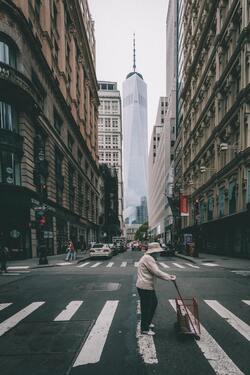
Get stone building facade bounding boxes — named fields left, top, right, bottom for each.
left=0, top=0, right=100, bottom=258
left=177, top=0, right=250, bottom=257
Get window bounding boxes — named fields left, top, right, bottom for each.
left=78, top=150, right=82, bottom=165
left=112, top=119, right=118, bottom=128
left=78, top=175, right=83, bottom=216
left=105, top=118, right=111, bottom=128
left=34, top=0, right=41, bottom=20
left=0, top=151, right=21, bottom=185
left=68, top=165, right=75, bottom=211
left=68, top=133, right=74, bottom=152
left=0, top=101, right=17, bottom=132
left=54, top=110, right=62, bottom=134
left=112, top=136, right=118, bottom=145
left=104, top=101, right=111, bottom=111
left=0, top=36, right=17, bottom=68
left=229, top=181, right=236, bottom=214
left=207, top=196, right=214, bottom=220
left=55, top=149, right=63, bottom=176
left=218, top=188, right=225, bottom=217
left=112, top=101, right=118, bottom=112
left=52, top=1, right=58, bottom=31
left=105, top=135, right=111, bottom=144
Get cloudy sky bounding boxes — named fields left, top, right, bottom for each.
left=88, top=0, right=168, bottom=144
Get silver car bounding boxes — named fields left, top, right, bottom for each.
left=89, top=243, right=113, bottom=259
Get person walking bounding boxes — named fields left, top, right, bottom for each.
left=136, top=242, right=176, bottom=336
left=0, top=242, right=9, bottom=273
left=65, top=240, right=76, bottom=261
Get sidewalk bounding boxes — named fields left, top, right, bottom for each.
left=175, top=251, right=250, bottom=270
left=6, top=251, right=90, bottom=269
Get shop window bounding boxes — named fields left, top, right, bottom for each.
left=0, top=36, right=17, bottom=68
left=229, top=181, right=237, bottom=214
left=0, top=101, right=18, bottom=132
left=0, top=151, right=21, bottom=185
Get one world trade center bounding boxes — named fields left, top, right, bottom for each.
left=123, top=36, right=148, bottom=224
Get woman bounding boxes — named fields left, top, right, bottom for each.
left=136, top=242, right=176, bottom=335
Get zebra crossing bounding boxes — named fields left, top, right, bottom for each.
left=0, top=298, right=250, bottom=373
left=76, top=260, right=220, bottom=270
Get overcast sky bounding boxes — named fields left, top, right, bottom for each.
left=88, top=0, right=168, bottom=143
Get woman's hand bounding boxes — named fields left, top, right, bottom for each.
left=169, top=275, right=176, bottom=281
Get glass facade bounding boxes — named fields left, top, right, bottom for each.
left=176, top=0, right=185, bottom=135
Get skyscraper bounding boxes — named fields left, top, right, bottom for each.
left=122, top=36, right=148, bottom=223
left=97, top=81, right=123, bottom=231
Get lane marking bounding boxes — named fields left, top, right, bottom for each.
left=91, top=262, right=102, bottom=268
left=169, top=300, right=244, bottom=375
left=1, top=273, right=21, bottom=276
left=242, top=300, right=250, bottom=306
left=120, top=262, right=127, bottom=267
left=0, top=302, right=45, bottom=336
left=185, top=263, right=200, bottom=269
left=77, top=262, right=90, bottom=268
left=202, top=263, right=219, bottom=267
left=7, top=266, right=30, bottom=270
left=136, top=300, right=158, bottom=364
left=134, top=262, right=139, bottom=267
left=0, top=303, right=12, bottom=311
left=159, top=262, right=170, bottom=269
left=106, top=262, right=114, bottom=268
left=205, top=300, right=250, bottom=342
left=54, top=301, right=83, bottom=321
left=172, top=263, right=185, bottom=269
left=73, top=300, right=119, bottom=366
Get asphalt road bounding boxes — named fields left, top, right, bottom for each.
left=0, top=250, right=250, bottom=375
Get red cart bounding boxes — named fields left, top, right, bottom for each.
left=173, top=280, right=201, bottom=340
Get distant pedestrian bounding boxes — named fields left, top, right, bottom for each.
left=65, top=240, right=76, bottom=261
left=0, top=242, right=9, bottom=273
left=136, top=242, right=176, bottom=336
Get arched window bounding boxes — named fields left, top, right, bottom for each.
left=0, top=35, right=17, bottom=68
left=0, top=101, right=18, bottom=132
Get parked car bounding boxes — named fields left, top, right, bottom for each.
left=89, top=243, right=113, bottom=259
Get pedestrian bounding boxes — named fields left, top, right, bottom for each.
left=0, top=242, right=9, bottom=273
left=136, top=242, right=176, bottom=336
left=65, top=240, right=76, bottom=261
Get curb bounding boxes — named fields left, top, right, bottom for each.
left=175, top=253, right=198, bottom=264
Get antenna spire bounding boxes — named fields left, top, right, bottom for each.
left=133, top=33, right=136, bottom=72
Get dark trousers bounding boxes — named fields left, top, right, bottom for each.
left=137, top=288, right=158, bottom=331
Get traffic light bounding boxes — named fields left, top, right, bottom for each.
left=36, top=210, right=47, bottom=227
left=39, top=215, right=47, bottom=226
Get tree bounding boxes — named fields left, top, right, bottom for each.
left=135, top=222, right=148, bottom=241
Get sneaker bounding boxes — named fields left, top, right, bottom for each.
left=141, top=329, right=155, bottom=336
left=149, top=323, right=155, bottom=328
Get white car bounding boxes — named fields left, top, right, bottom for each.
left=89, top=243, right=113, bottom=259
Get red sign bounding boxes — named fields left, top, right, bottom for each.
left=180, top=195, right=189, bottom=216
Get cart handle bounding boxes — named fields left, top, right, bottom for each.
left=172, top=280, right=200, bottom=339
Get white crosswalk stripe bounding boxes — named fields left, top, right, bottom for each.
left=54, top=301, right=83, bottom=321
left=169, top=299, right=244, bottom=375
left=0, top=303, right=12, bottom=311
left=7, top=266, right=30, bottom=270
left=73, top=300, right=119, bottom=366
left=242, top=300, right=250, bottom=306
left=172, top=262, right=185, bottom=269
left=0, top=302, right=45, bottom=336
left=185, top=263, right=200, bottom=269
left=77, top=262, right=90, bottom=268
left=106, top=262, right=114, bottom=268
left=136, top=300, right=158, bottom=364
left=205, top=300, right=250, bottom=342
left=91, top=262, right=102, bottom=268
left=159, top=262, right=170, bottom=269
left=120, top=262, right=127, bottom=267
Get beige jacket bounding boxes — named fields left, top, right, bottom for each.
left=136, top=254, right=172, bottom=290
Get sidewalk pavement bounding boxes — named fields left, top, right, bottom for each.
left=175, top=251, right=250, bottom=270
left=6, top=251, right=90, bottom=269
